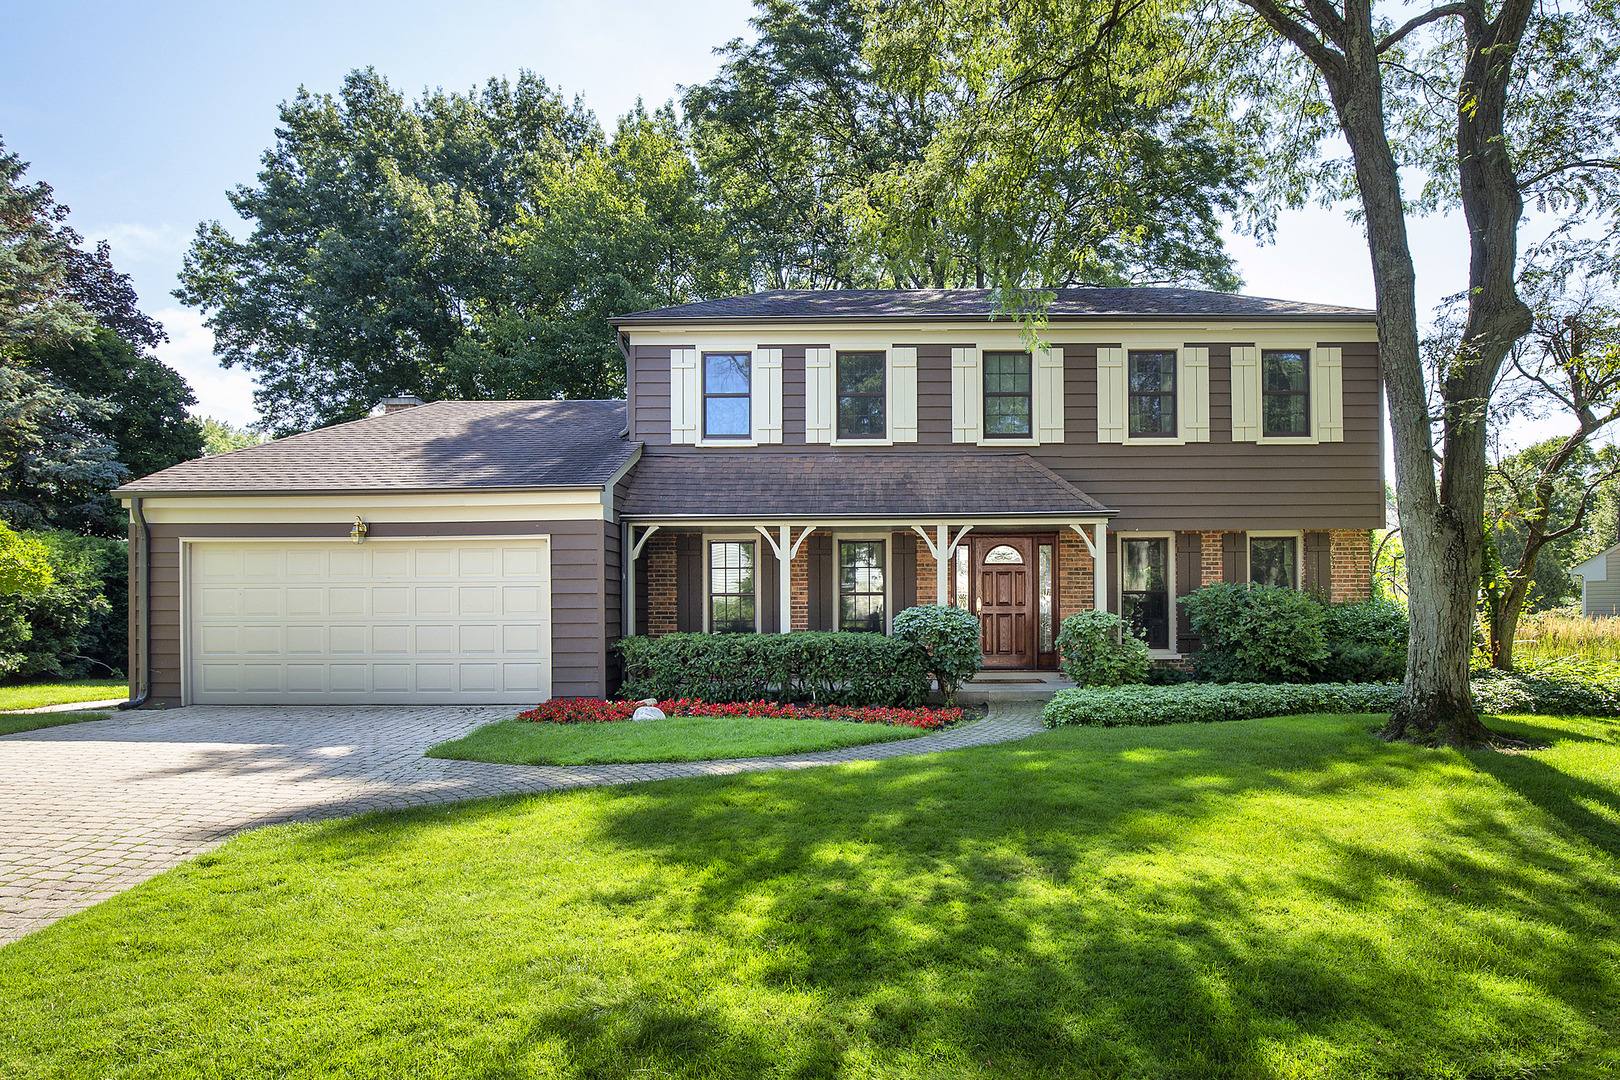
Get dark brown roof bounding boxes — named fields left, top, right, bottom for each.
left=619, top=452, right=1113, bottom=519
left=118, top=400, right=638, bottom=495
left=612, top=287, right=1375, bottom=326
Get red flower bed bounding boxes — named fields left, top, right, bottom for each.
left=516, top=697, right=964, bottom=730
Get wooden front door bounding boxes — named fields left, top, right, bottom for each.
left=974, top=536, right=1033, bottom=668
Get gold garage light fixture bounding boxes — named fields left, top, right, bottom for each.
left=350, top=516, right=369, bottom=544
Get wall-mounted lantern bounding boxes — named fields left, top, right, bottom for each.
left=350, top=516, right=369, bottom=544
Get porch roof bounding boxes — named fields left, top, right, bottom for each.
left=619, top=452, right=1113, bottom=521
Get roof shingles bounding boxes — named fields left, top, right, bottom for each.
left=118, top=400, right=637, bottom=494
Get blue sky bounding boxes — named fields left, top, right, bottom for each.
left=1, top=0, right=1477, bottom=432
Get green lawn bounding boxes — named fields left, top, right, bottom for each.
left=0, top=711, right=111, bottom=736
left=0, top=679, right=126, bottom=712
left=427, top=715, right=935, bottom=765
left=2, top=712, right=1618, bottom=1079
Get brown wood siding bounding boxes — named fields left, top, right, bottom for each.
left=806, top=532, right=834, bottom=630
left=627, top=337, right=1383, bottom=532
left=675, top=533, right=702, bottom=631
left=892, top=531, right=917, bottom=611
left=1175, top=532, right=1203, bottom=655
left=783, top=346, right=806, bottom=444
left=917, top=345, right=953, bottom=443
left=632, top=344, right=671, bottom=445
left=136, top=519, right=611, bottom=707
left=1303, top=530, right=1331, bottom=599
left=604, top=521, right=622, bottom=690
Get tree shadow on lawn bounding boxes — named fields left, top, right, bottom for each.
left=285, top=716, right=1620, bottom=1078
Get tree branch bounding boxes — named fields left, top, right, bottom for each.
left=1517, top=159, right=1620, bottom=191
left=1236, top=0, right=1346, bottom=77
left=1377, top=3, right=1467, bottom=53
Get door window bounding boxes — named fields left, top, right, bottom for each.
left=1121, top=538, right=1170, bottom=650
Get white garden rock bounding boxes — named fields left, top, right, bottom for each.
left=631, top=705, right=666, bottom=722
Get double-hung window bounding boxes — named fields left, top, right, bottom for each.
left=1121, top=537, right=1171, bottom=650
left=983, top=351, right=1032, bottom=438
left=1128, top=350, right=1177, bottom=437
left=709, top=540, right=756, bottom=632
left=1249, top=536, right=1299, bottom=589
left=1262, top=349, right=1310, bottom=437
left=703, top=352, right=751, bottom=439
left=838, top=540, right=886, bottom=632
left=837, top=351, right=886, bottom=438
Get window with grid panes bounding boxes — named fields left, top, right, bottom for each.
left=982, top=351, right=1032, bottom=437
left=1262, top=350, right=1310, bottom=437
left=709, top=541, right=756, bottom=632
left=838, top=541, right=886, bottom=632
left=1128, top=350, right=1177, bottom=437
left=836, top=351, right=886, bottom=438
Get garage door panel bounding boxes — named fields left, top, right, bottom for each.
left=188, top=539, right=552, bottom=704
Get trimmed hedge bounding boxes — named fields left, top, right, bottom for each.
left=616, top=632, right=931, bottom=707
left=1043, top=682, right=1403, bottom=728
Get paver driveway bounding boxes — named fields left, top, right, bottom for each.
left=0, top=703, right=1044, bottom=946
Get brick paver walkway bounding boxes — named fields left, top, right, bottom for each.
left=0, top=702, right=1045, bottom=946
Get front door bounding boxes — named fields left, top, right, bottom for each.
left=974, top=536, right=1033, bottom=668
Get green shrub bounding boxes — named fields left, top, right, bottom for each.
left=616, top=632, right=930, bottom=707
left=892, top=605, right=982, bottom=703
left=1471, top=659, right=1620, bottom=716
left=1319, top=598, right=1408, bottom=682
left=1055, top=610, right=1151, bottom=686
left=0, top=530, right=126, bottom=680
left=1180, top=583, right=1328, bottom=682
left=1043, top=682, right=1402, bottom=728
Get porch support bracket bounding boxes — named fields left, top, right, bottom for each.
left=911, top=524, right=974, bottom=606
left=755, top=524, right=819, bottom=633
left=1068, top=521, right=1107, bottom=614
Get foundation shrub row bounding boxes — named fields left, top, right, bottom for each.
left=616, top=631, right=933, bottom=707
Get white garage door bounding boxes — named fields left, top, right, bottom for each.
left=187, top=538, right=552, bottom=705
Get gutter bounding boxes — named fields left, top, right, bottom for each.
left=119, top=496, right=151, bottom=711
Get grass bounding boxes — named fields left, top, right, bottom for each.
left=427, top=715, right=934, bottom=765
left=0, top=678, right=126, bottom=711
left=0, top=711, right=110, bottom=736
left=2, top=712, right=1619, bottom=1078
left=1514, top=611, right=1620, bottom=663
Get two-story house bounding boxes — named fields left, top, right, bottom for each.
left=117, top=288, right=1381, bottom=707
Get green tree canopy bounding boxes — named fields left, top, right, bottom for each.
left=0, top=137, right=97, bottom=362
left=0, top=367, right=127, bottom=534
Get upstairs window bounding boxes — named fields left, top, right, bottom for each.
left=1250, top=536, right=1298, bottom=589
left=709, top=541, right=756, bottom=632
left=1128, top=350, right=1177, bottom=437
left=983, top=351, right=1032, bottom=437
left=1262, top=349, right=1310, bottom=437
left=703, top=352, right=751, bottom=439
left=837, top=351, right=886, bottom=438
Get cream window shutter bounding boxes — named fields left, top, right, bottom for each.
left=753, top=348, right=783, bottom=443
left=1183, top=347, right=1210, bottom=442
left=1315, top=346, right=1344, bottom=442
left=891, top=347, right=918, bottom=442
left=805, top=347, right=834, bottom=443
left=1035, top=345, right=1064, bottom=443
left=669, top=347, right=700, bottom=444
left=1230, top=345, right=1260, bottom=442
left=1096, top=346, right=1126, bottom=443
left=951, top=347, right=982, bottom=442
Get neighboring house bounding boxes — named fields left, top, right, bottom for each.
left=117, top=287, right=1382, bottom=707
left=1569, top=543, right=1620, bottom=617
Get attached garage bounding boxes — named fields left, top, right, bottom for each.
left=116, top=400, right=639, bottom=708
left=186, top=538, right=551, bottom=705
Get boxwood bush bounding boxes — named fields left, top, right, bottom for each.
left=1043, top=682, right=1404, bottom=728
left=1179, top=585, right=1410, bottom=684
left=892, top=605, right=982, bottom=703
left=1055, top=610, right=1151, bottom=686
left=616, top=632, right=931, bottom=707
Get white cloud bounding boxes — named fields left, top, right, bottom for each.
left=81, top=221, right=191, bottom=265
left=150, top=306, right=260, bottom=428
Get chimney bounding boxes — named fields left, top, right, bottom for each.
left=376, top=395, right=425, bottom=414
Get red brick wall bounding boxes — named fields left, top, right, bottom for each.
left=790, top=529, right=819, bottom=630
left=646, top=532, right=677, bottom=636
left=1200, top=531, right=1224, bottom=586
left=915, top=543, right=939, bottom=605
left=1330, top=529, right=1373, bottom=602
left=1059, top=528, right=1095, bottom=620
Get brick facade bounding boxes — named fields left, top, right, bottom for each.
left=646, top=532, right=677, bottom=635
left=790, top=530, right=815, bottom=630
left=915, top=543, right=938, bottom=606
left=1330, top=528, right=1373, bottom=603
left=1058, top=528, right=1096, bottom=620
left=1201, top=532, right=1225, bottom=586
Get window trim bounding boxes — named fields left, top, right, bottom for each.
left=701, top=351, right=752, bottom=442
left=702, top=534, right=760, bottom=633
left=1260, top=348, right=1312, bottom=439
left=1127, top=348, right=1179, bottom=440
left=1119, top=346, right=1187, bottom=446
left=834, top=349, right=890, bottom=443
left=1115, top=530, right=1178, bottom=658
left=1247, top=530, right=1304, bottom=590
left=981, top=350, right=1034, bottom=441
left=832, top=532, right=892, bottom=634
